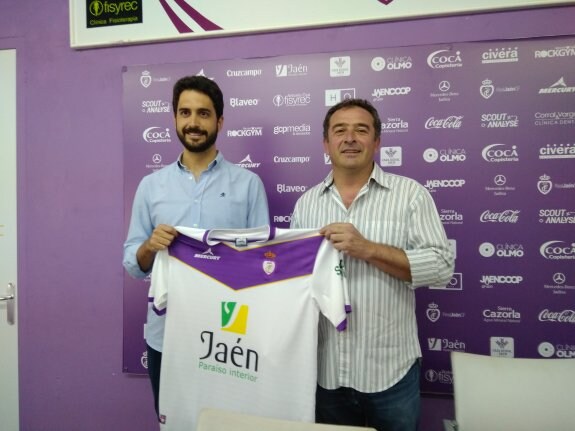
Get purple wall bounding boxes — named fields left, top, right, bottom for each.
left=1, top=1, right=573, bottom=430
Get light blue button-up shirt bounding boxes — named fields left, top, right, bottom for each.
left=123, top=152, right=269, bottom=350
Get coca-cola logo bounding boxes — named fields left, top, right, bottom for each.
left=480, top=210, right=520, bottom=223
left=425, top=116, right=463, bottom=129
left=539, top=309, right=575, bottom=323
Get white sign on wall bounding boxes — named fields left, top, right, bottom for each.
left=70, top=0, right=574, bottom=49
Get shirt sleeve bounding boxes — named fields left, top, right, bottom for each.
left=247, top=175, right=270, bottom=228
left=123, top=177, right=153, bottom=279
left=310, top=238, right=349, bottom=331
left=290, top=198, right=302, bottom=229
left=404, top=186, right=455, bottom=289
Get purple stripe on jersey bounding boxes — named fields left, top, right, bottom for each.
left=169, top=234, right=324, bottom=290
left=152, top=303, right=166, bottom=316
left=345, top=305, right=352, bottom=313
left=337, top=319, right=347, bottom=331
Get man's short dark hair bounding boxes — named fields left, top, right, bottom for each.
left=322, top=98, right=382, bottom=140
left=172, top=76, right=224, bottom=119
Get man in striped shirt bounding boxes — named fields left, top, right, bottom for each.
left=291, top=99, right=454, bottom=431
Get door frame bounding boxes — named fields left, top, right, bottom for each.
left=0, top=47, right=20, bottom=431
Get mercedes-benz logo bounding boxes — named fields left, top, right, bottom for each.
left=494, top=175, right=506, bottom=186
left=152, top=154, right=162, bottom=164
left=438, top=81, right=450, bottom=92
left=553, top=272, right=566, bottom=284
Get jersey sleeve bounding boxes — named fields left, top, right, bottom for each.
left=149, top=248, right=170, bottom=315
left=310, top=238, right=349, bottom=331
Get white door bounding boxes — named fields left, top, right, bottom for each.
left=0, top=48, right=19, bottom=431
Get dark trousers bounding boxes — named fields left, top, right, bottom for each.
left=316, top=360, right=421, bottom=431
left=146, top=344, right=162, bottom=419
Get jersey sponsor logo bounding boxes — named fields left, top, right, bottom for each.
left=198, top=302, right=259, bottom=379
left=221, top=302, right=249, bottom=335
left=194, top=247, right=221, bottom=260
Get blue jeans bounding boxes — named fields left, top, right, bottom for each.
left=315, top=360, right=421, bottom=431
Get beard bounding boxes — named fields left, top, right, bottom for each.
left=177, top=127, right=218, bottom=153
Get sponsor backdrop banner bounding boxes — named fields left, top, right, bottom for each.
left=123, top=36, right=575, bottom=394
left=72, top=0, right=574, bottom=48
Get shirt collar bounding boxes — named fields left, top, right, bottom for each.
left=177, top=151, right=222, bottom=173
left=320, top=163, right=390, bottom=194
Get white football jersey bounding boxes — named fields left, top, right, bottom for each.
left=150, top=226, right=349, bottom=431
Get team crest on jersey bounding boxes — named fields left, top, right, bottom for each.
left=263, top=250, right=276, bottom=275
left=221, top=302, right=249, bottom=335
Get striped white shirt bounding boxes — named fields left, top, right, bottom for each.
left=291, top=164, right=454, bottom=392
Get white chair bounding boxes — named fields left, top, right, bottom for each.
left=196, top=408, right=377, bottom=431
left=450, top=351, right=575, bottom=431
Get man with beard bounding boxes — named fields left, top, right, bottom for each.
left=123, top=76, right=269, bottom=420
